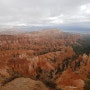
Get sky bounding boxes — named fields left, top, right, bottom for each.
left=0, top=0, right=90, bottom=27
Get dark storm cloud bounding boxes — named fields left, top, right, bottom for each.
left=0, top=0, right=90, bottom=26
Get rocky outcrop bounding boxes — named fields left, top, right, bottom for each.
left=0, top=77, right=50, bottom=90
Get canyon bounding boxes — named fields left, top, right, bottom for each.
left=0, top=29, right=90, bottom=90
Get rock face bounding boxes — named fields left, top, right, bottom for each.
left=73, top=79, right=85, bottom=88
left=0, top=77, right=50, bottom=90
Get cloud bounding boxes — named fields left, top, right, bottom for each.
left=0, top=0, right=90, bottom=26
